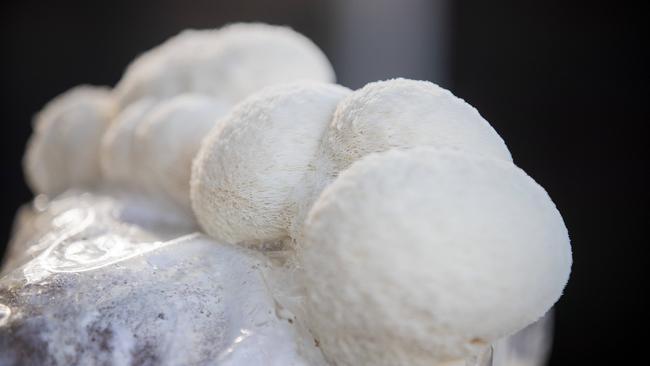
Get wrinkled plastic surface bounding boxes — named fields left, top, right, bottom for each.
left=0, top=191, right=324, bottom=366
left=0, top=191, right=552, bottom=365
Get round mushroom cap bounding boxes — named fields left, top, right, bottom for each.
left=24, top=86, right=115, bottom=196
left=301, top=148, right=571, bottom=366
left=134, top=94, right=229, bottom=211
left=191, top=82, right=350, bottom=246
left=101, top=98, right=159, bottom=187
left=114, top=30, right=218, bottom=108
left=325, top=78, right=512, bottom=173
left=198, top=23, right=335, bottom=103
left=115, top=23, right=335, bottom=109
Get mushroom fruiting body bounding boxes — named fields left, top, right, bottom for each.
left=101, top=98, right=158, bottom=187
left=198, top=23, right=336, bottom=103
left=324, top=78, right=512, bottom=173
left=301, top=148, right=572, bottom=366
left=133, top=94, right=229, bottom=211
left=115, top=23, right=335, bottom=109
left=191, top=78, right=519, bottom=246
left=24, top=86, right=115, bottom=196
left=191, top=82, right=351, bottom=246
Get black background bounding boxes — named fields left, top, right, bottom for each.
left=1, top=1, right=646, bottom=365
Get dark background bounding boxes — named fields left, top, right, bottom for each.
left=1, top=1, right=646, bottom=365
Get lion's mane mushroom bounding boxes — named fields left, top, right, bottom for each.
left=115, top=23, right=335, bottom=109
left=301, top=78, right=514, bottom=240
left=323, top=78, right=512, bottom=174
left=300, top=147, right=572, bottom=366
left=191, top=82, right=350, bottom=247
left=27, top=22, right=338, bottom=203
left=133, top=94, right=229, bottom=211
left=101, top=98, right=158, bottom=187
left=190, top=78, right=521, bottom=247
left=15, top=18, right=573, bottom=365
left=24, top=85, right=116, bottom=196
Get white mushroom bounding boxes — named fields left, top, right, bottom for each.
left=301, top=147, right=571, bottom=366
left=191, top=82, right=350, bottom=247
left=133, top=94, right=229, bottom=211
left=190, top=78, right=519, bottom=246
left=299, top=78, right=514, bottom=240
left=16, top=21, right=572, bottom=366
left=115, top=23, right=335, bottom=109
left=24, top=85, right=115, bottom=196
left=28, top=23, right=338, bottom=203
left=324, top=78, right=512, bottom=174
left=100, top=98, right=158, bottom=187
left=114, top=30, right=217, bottom=108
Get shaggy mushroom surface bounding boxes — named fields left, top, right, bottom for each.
left=4, top=22, right=571, bottom=366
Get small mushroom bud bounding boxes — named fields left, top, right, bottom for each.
left=191, top=82, right=350, bottom=246
left=301, top=148, right=571, bottom=366
left=24, top=86, right=115, bottom=196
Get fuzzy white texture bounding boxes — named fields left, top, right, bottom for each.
left=301, top=148, right=572, bottom=366
left=24, top=85, right=116, bottom=196
left=133, top=94, right=229, bottom=211
left=324, top=78, right=512, bottom=173
left=115, top=23, right=335, bottom=109
left=100, top=98, right=158, bottom=187
left=289, top=78, right=515, bottom=241
left=191, top=82, right=351, bottom=246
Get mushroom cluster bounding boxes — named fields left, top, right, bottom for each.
left=190, top=78, right=571, bottom=365
left=25, top=23, right=334, bottom=212
left=21, top=23, right=571, bottom=366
